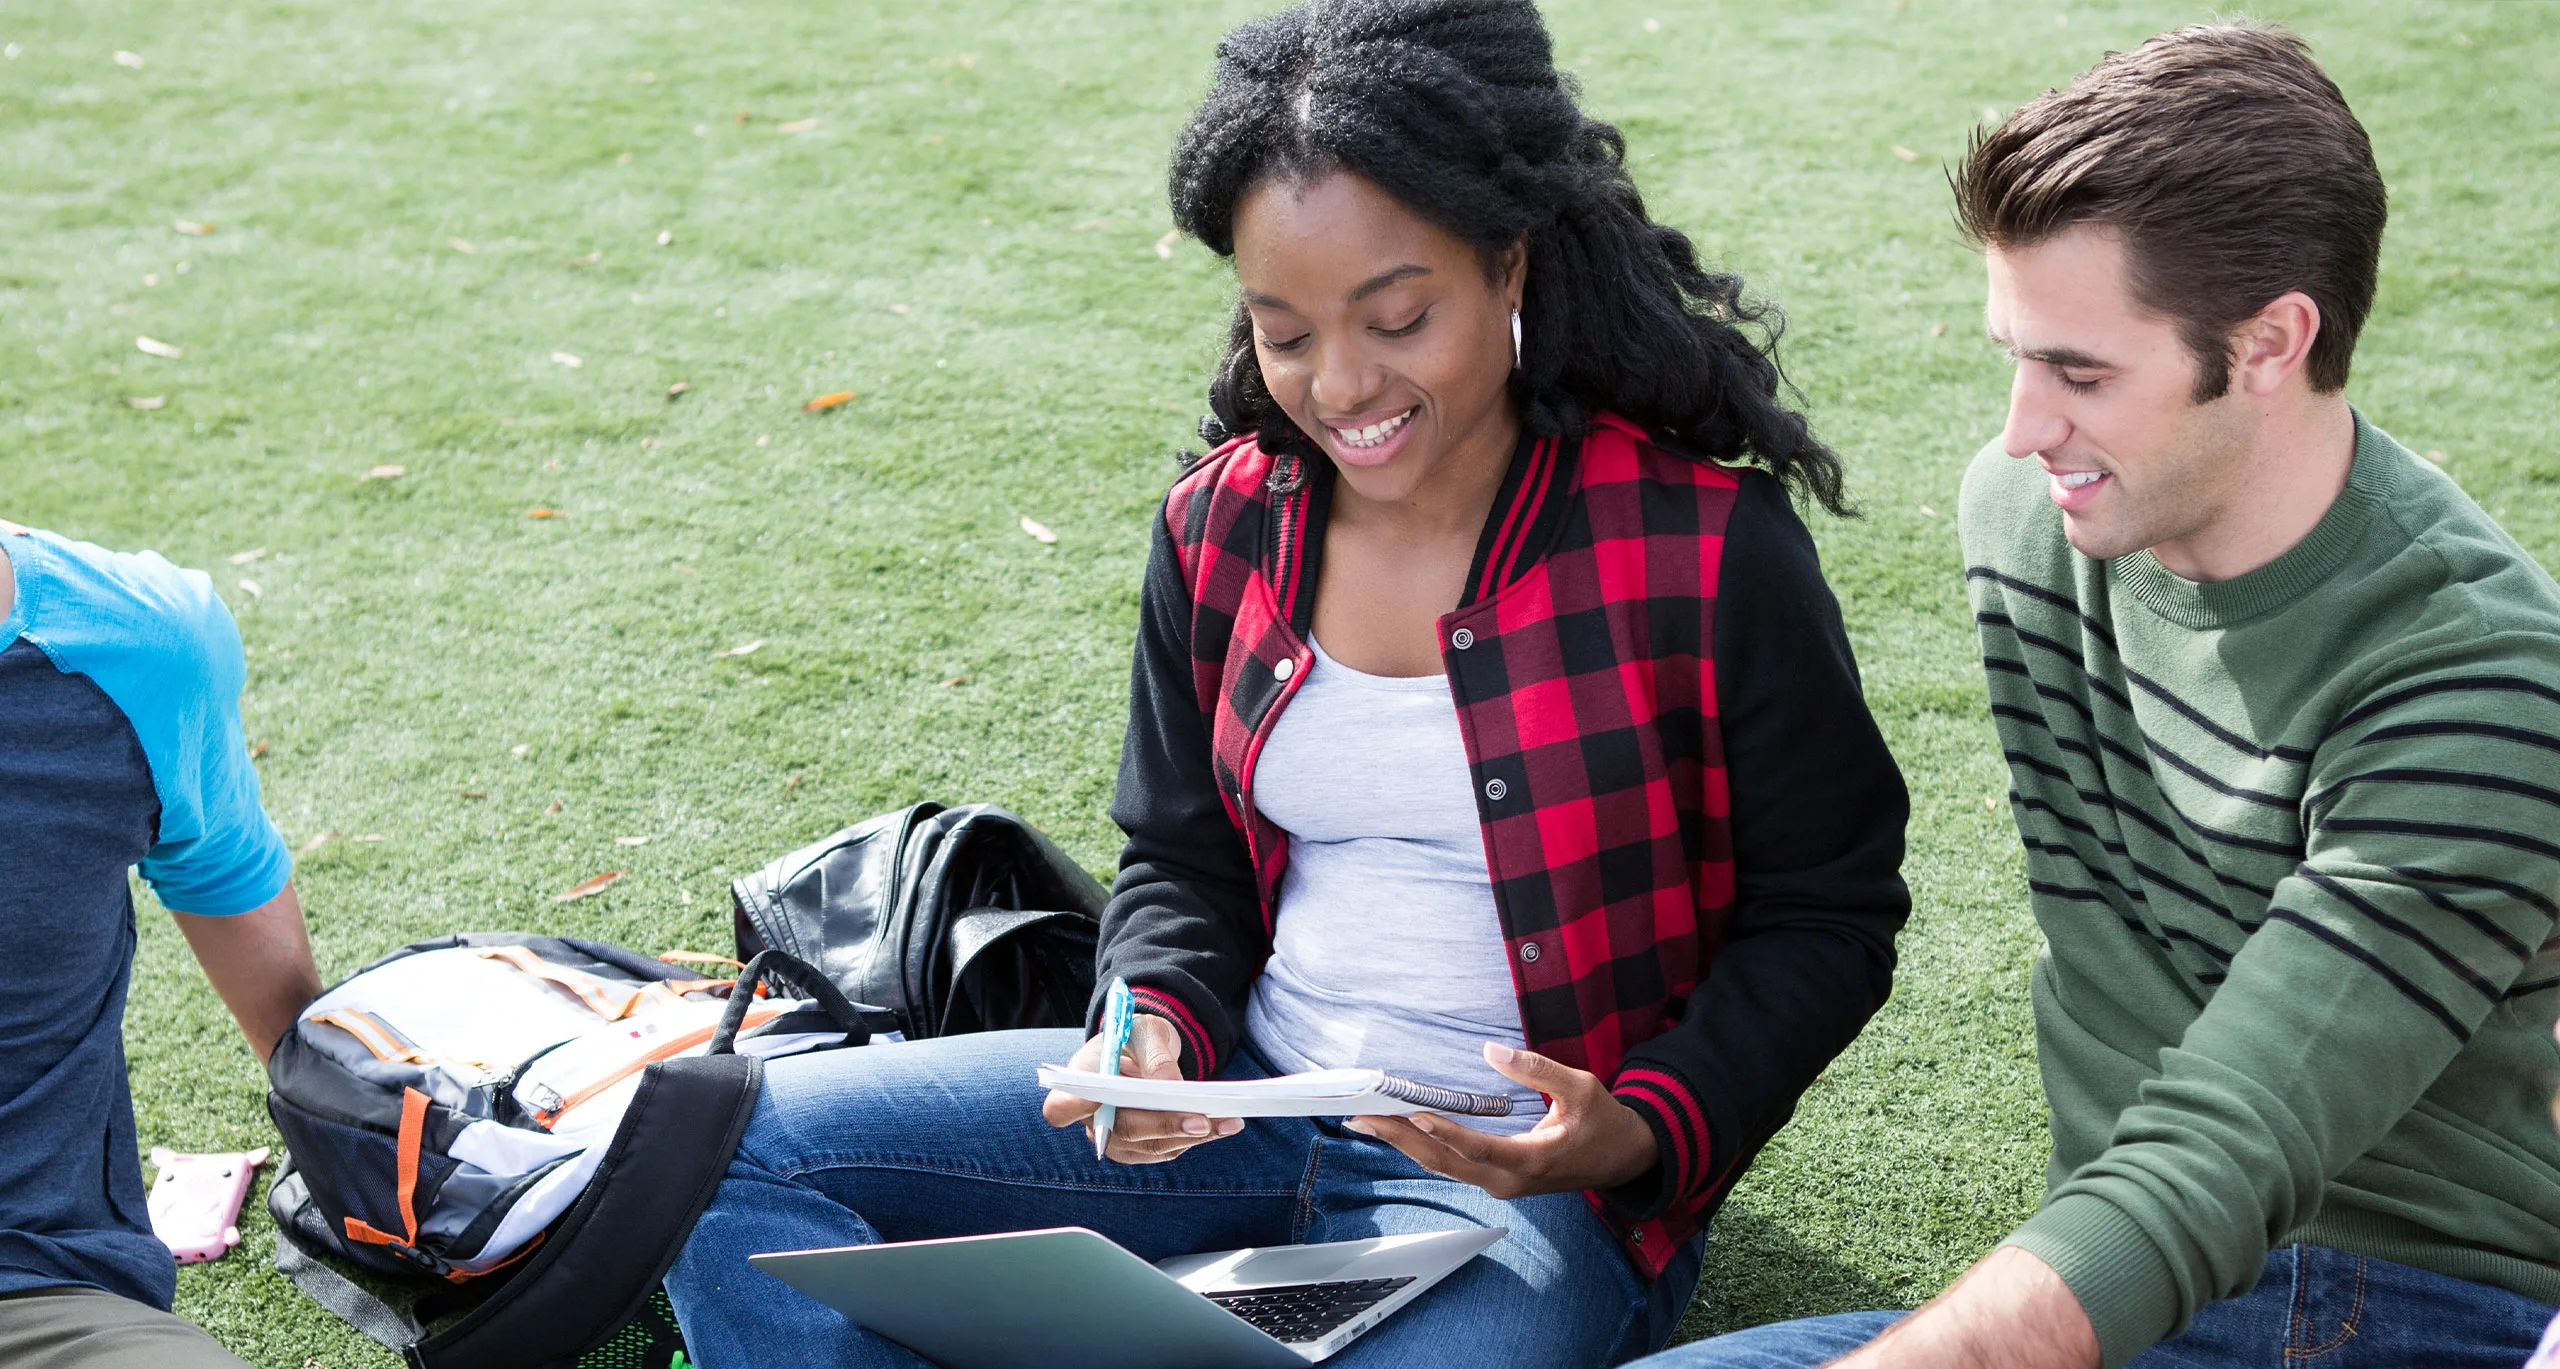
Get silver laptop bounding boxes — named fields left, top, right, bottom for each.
left=751, top=1224, right=1506, bottom=1368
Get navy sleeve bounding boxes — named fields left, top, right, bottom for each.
left=1090, top=506, right=1268, bottom=1077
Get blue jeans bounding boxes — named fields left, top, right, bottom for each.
left=1634, top=1243, right=2557, bottom=1368
left=665, top=1029, right=1705, bottom=1369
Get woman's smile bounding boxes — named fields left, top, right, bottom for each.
left=1321, top=405, right=1421, bottom=466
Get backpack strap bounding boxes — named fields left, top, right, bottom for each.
left=710, top=948, right=875, bottom=1054
left=271, top=1212, right=428, bottom=1352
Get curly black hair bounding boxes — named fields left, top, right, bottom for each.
left=1169, top=0, right=1850, bottom=514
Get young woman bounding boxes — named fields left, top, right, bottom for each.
left=666, top=2, right=1909, bottom=1363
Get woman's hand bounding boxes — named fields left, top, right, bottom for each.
left=1345, top=1043, right=1657, bottom=1199
left=1040, top=1011, right=1244, bottom=1163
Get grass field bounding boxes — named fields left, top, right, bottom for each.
left=4, top=1, right=2557, bottom=1364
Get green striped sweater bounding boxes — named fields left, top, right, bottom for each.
left=1961, top=412, right=2560, bottom=1366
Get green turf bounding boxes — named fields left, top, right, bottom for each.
left=3, top=0, right=2556, bottom=1363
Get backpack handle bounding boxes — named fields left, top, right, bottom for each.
left=711, top=948, right=877, bottom=1054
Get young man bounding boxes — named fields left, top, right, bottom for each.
left=0, top=519, right=319, bottom=1368
left=1638, top=23, right=2560, bottom=1369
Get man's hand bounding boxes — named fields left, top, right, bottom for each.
left=1826, top=1246, right=2098, bottom=1369
left=1343, top=1042, right=1657, bottom=1198
left=171, top=880, right=321, bottom=1065
left=1040, top=1011, right=1243, bottom=1162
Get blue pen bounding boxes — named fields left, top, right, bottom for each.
left=1092, top=977, right=1134, bottom=1161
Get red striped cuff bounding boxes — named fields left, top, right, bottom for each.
left=1613, top=1067, right=1713, bottom=1203
left=1130, top=987, right=1216, bottom=1079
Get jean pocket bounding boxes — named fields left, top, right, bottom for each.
left=2285, top=1249, right=2369, bottom=1363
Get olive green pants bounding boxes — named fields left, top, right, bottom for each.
left=0, top=1286, right=251, bottom=1369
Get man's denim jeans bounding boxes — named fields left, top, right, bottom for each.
left=1633, top=1242, right=2555, bottom=1368
left=665, top=1028, right=1704, bottom=1369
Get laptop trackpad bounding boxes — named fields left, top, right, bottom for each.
left=1229, top=1244, right=1367, bottom=1286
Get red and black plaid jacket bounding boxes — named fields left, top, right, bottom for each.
left=1097, top=412, right=1909, bottom=1275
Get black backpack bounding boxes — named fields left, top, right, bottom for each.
left=730, top=801, right=1106, bottom=1039
left=267, top=803, right=1106, bottom=1369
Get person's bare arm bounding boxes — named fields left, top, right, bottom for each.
left=171, top=881, right=320, bottom=1065
left=1825, top=1246, right=2098, bottom=1369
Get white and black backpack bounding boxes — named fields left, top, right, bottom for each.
left=264, top=933, right=869, bottom=1368
left=265, top=803, right=1106, bottom=1369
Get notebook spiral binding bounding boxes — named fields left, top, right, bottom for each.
left=1373, top=1076, right=1514, bottom=1117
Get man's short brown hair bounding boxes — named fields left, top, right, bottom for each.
left=1955, top=23, right=2387, bottom=400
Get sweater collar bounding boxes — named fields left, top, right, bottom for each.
left=2110, top=408, right=2401, bottom=630
left=1269, top=421, right=1583, bottom=636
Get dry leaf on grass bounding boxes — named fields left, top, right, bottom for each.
left=125, top=395, right=165, bottom=410
left=628, top=71, right=657, bottom=83
left=888, top=304, right=910, bottom=315
left=1929, top=321, right=1948, bottom=338
left=2424, top=449, right=2449, bottom=464
left=1919, top=505, right=1938, bottom=518
left=448, top=237, right=476, bottom=254
left=666, top=381, right=692, bottom=398
left=1154, top=230, right=1180, bottom=259
left=939, top=674, right=970, bottom=687
left=803, top=391, right=854, bottom=412
left=249, top=741, right=269, bottom=760
left=173, top=219, right=215, bottom=236
left=1891, top=145, right=1921, bottom=163
left=135, top=336, right=185, bottom=359
left=113, top=50, right=144, bottom=68
left=786, top=772, right=803, bottom=790
left=734, top=111, right=751, bottom=124
left=238, top=579, right=262, bottom=597
left=1019, top=516, right=1059, bottom=544
left=227, top=547, right=266, bottom=564
left=567, top=251, right=602, bottom=267
left=1071, top=217, right=1109, bottom=232
left=461, top=790, right=488, bottom=800
left=511, top=743, right=530, bottom=756
left=553, top=871, right=624, bottom=902
left=360, top=464, right=406, bottom=481
left=296, top=832, right=337, bottom=855
left=544, top=800, right=564, bottom=814
left=352, top=834, right=386, bottom=843
left=526, top=508, right=564, bottom=520
left=551, top=351, right=583, bottom=368
left=714, top=639, right=764, bottom=658
left=777, top=118, right=820, bottom=134
left=615, top=835, right=652, bottom=847
left=656, top=229, right=673, bottom=246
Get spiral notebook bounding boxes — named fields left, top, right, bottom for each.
left=1036, top=1064, right=1513, bottom=1118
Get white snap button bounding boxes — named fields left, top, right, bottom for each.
left=1273, top=657, right=1296, bottom=682
left=1519, top=941, right=1540, bottom=963
left=1451, top=627, right=1475, bottom=650
left=1484, top=778, right=1507, bottom=801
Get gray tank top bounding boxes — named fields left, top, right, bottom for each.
left=1243, top=637, right=1544, bottom=1133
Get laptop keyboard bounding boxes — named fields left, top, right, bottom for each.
left=1205, top=1277, right=1417, bottom=1344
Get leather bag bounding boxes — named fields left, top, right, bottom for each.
left=729, top=801, right=1107, bottom=1040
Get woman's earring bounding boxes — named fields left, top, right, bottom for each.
left=1510, top=309, right=1523, bottom=372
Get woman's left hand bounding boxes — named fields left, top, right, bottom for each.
left=1344, top=1043, right=1658, bottom=1199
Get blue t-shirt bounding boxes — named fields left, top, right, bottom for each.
left=0, top=522, right=291, bottom=1308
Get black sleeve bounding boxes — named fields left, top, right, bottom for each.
left=1088, top=506, right=1268, bottom=1078
left=1603, top=471, right=1912, bottom=1221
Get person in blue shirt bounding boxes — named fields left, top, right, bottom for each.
left=0, top=519, right=318, bottom=1368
